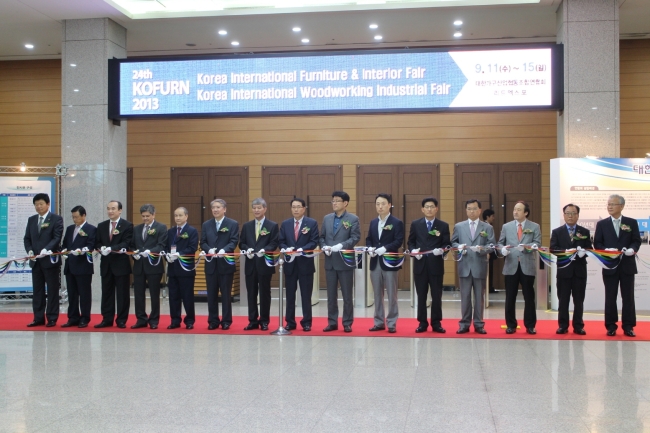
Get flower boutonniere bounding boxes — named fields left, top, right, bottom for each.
left=78, top=229, right=87, bottom=237
left=342, top=221, right=352, bottom=230
left=259, top=227, right=270, bottom=236
left=383, top=224, right=393, bottom=231
left=620, top=224, right=631, bottom=232
left=522, top=228, right=533, bottom=234
left=180, top=232, right=189, bottom=239
left=112, top=229, right=120, bottom=235
left=219, top=227, right=229, bottom=233
left=41, top=222, right=50, bottom=229
left=147, top=228, right=156, bottom=235
left=301, top=227, right=310, bottom=234
left=573, top=233, right=588, bottom=240
left=479, top=230, right=488, bottom=238
left=428, top=229, right=440, bottom=237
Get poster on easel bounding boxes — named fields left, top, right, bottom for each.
left=550, top=158, right=650, bottom=311
left=0, top=177, right=56, bottom=293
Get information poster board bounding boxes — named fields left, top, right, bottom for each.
left=0, top=177, right=56, bottom=293
left=550, top=158, right=650, bottom=311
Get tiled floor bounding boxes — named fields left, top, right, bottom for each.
left=1, top=291, right=649, bottom=432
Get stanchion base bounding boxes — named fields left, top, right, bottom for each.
left=270, top=327, right=292, bottom=335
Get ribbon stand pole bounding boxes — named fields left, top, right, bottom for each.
left=271, top=255, right=291, bottom=335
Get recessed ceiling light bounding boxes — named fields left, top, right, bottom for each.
left=646, top=153, right=650, bottom=157
left=454, top=32, right=462, bottom=37
left=25, top=44, right=34, bottom=49
left=577, top=119, right=581, bottom=121
left=73, top=89, right=79, bottom=92
left=592, top=106, right=597, bottom=109
left=70, top=63, right=76, bottom=67
left=293, top=27, right=301, bottom=32
left=231, top=41, right=239, bottom=46
left=369, top=24, right=378, bottom=29
left=301, top=38, right=309, bottom=43
left=218, top=30, right=227, bottom=35
left=454, top=20, right=463, bottom=26
left=374, top=35, right=383, bottom=40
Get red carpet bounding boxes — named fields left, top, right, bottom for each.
left=0, top=312, right=647, bottom=341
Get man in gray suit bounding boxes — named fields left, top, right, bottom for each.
left=451, top=199, right=495, bottom=334
left=498, top=200, right=542, bottom=335
left=319, top=191, right=361, bottom=332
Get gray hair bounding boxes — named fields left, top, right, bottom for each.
left=174, top=207, right=188, bottom=216
left=140, top=204, right=155, bottom=214
left=252, top=197, right=267, bottom=208
left=609, top=194, right=625, bottom=206
left=211, top=199, right=227, bottom=208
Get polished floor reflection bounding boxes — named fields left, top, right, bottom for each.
left=1, top=293, right=649, bottom=432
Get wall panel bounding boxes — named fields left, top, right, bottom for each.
left=621, top=40, right=650, bottom=158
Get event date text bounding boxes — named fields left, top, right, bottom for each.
left=132, top=98, right=159, bottom=110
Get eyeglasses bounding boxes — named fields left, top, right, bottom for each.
left=564, top=212, right=578, bottom=216
left=331, top=200, right=344, bottom=204
left=291, top=206, right=304, bottom=209
left=423, top=205, right=437, bottom=210
left=607, top=203, right=622, bottom=207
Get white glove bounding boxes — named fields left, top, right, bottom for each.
left=217, top=249, right=226, bottom=257
left=531, top=244, right=538, bottom=250
left=577, top=246, right=586, bottom=258
left=101, top=247, right=111, bottom=256
left=208, top=248, right=216, bottom=255
left=142, top=249, right=151, bottom=257
left=40, top=248, right=49, bottom=256
left=167, top=252, right=179, bottom=262
left=285, top=247, right=294, bottom=253
left=367, top=247, right=376, bottom=257
left=72, top=249, right=81, bottom=256
left=624, top=248, right=635, bottom=256
left=81, top=247, right=89, bottom=253
left=199, top=251, right=206, bottom=256
left=280, top=248, right=286, bottom=253
left=433, top=248, right=444, bottom=256
left=331, top=243, right=343, bottom=253
left=256, top=249, right=265, bottom=257
left=410, top=248, right=421, bottom=260
left=457, top=244, right=466, bottom=250
left=323, top=246, right=332, bottom=256
left=501, top=247, right=510, bottom=256
left=246, top=248, right=255, bottom=259
left=296, top=248, right=303, bottom=253
left=470, top=245, right=480, bottom=252
left=376, top=247, right=387, bottom=256
left=132, top=253, right=141, bottom=260
left=517, top=244, right=525, bottom=252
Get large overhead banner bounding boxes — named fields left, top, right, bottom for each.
left=109, top=45, right=562, bottom=119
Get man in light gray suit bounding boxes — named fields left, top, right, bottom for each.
left=498, top=200, right=542, bottom=335
left=319, top=191, right=361, bottom=333
left=451, top=199, right=495, bottom=334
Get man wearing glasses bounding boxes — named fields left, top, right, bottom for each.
left=594, top=194, right=641, bottom=337
left=550, top=204, right=592, bottom=335
left=319, top=191, right=360, bottom=333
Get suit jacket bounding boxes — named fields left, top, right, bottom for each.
left=239, top=218, right=279, bottom=276
left=279, top=217, right=319, bottom=276
left=497, top=219, right=542, bottom=276
left=131, top=221, right=168, bottom=275
left=365, top=214, right=405, bottom=271
left=95, top=218, right=134, bottom=277
left=24, top=212, right=64, bottom=269
left=61, top=223, right=96, bottom=276
left=318, top=211, right=361, bottom=271
left=200, top=217, right=239, bottom=275
left=451, top=220, right=496, bottom=278
left=166, top=224, right=199, bottom=278
left=593, top=216, right=641, bottom=275
left=550, top=224, right=592, bottom=279
left=407, top=217, right=450, bottom=276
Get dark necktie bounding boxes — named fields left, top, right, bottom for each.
left=143, top=225, right=150, bottom=241
left=427, top=220, right=432, bottom=232
left=38, top=216, right=44, bottom=233
left=569, top=227, right=574, bottom=241
left=177, top=226, right=181, bottom=239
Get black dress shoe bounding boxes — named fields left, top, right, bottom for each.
left=475, top=327, right=487, bottom=334
left=116, top=323, right=126, bottom=329
left=244, top=323, right=259, bottom=331
left=388, top=327, right=396, bottom=334
left=220, top=324, right=229, bottom=330
left=285, top=325, right=296, bottom=331
left=432, top=326, right=446, bottom=334
left=149, top=324, right=158, bottom=330
left=556, top=327, right=568, bottom=334
left=186, top=324, right=194, bottom=330
left=573, top=328, right=586, bottom=335
left=260, top=323, right=269, bottom=331
left=167, top=323, right=180, bottom=330
left=27, top=321, right=45, bottom=327
left=526, top=327, right=536, bottom=335
left=94, top=322, right=112, bottom=329
left=45, top=321, right=56, bottom=328
left=505, top=327, right=516, bottom=334
left=208, top=323, right=219, bottom=330
left=607, top=329, right=616, bottom=336
left=323, top=324, right=338, bottom=332
left=303, top=326, right=311, bottom=332
left=61, top=322, right=77, bottom=328
left=78, top=322, right=89, bottom=329
left=624, top=329, right=636, bottom=337
left=415, top=326, right=428, bottom=333
left=456, top=328, right=470, bottom=334
left=130, top=323, right=147, bottom=329
left=344, top=325, right=352, bottom=333
left=369, top=325, right=386, bottom=331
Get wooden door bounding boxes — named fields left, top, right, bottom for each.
left=170, top=167, right=208, bottom=237
left=356, top=165, right=399, bottom=253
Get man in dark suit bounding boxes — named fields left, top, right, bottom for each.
left=201, top=198, right=239, bottom=330
left=594, top=194, right=642, bottom=337
left=319, top=191, right=361, bottom=333
left=407, top=197, right=450, bottom=334
left=166, top=207, right=198, bottom=330
left=366, top=193, right=404, bottom=334
left=130, top=204, right=168, bottom=330
left=61, top=205, right=96, bottom=328
left=550, top=203, right=593, bottom=335
left=279, top=198, right=319, bottom=332
left=23, top=193, right=63, bottom=327
left=94, top=200, right=133, bottom=329
left=239, top=198, right=279, bottom=331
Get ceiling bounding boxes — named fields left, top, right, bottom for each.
left=0, top=0, right=648, bottom=61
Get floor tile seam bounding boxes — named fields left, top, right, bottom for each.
left=473, top=339, right=499, bottom=432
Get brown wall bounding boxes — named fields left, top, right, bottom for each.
left=621, top=39, right=650, bottom=158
